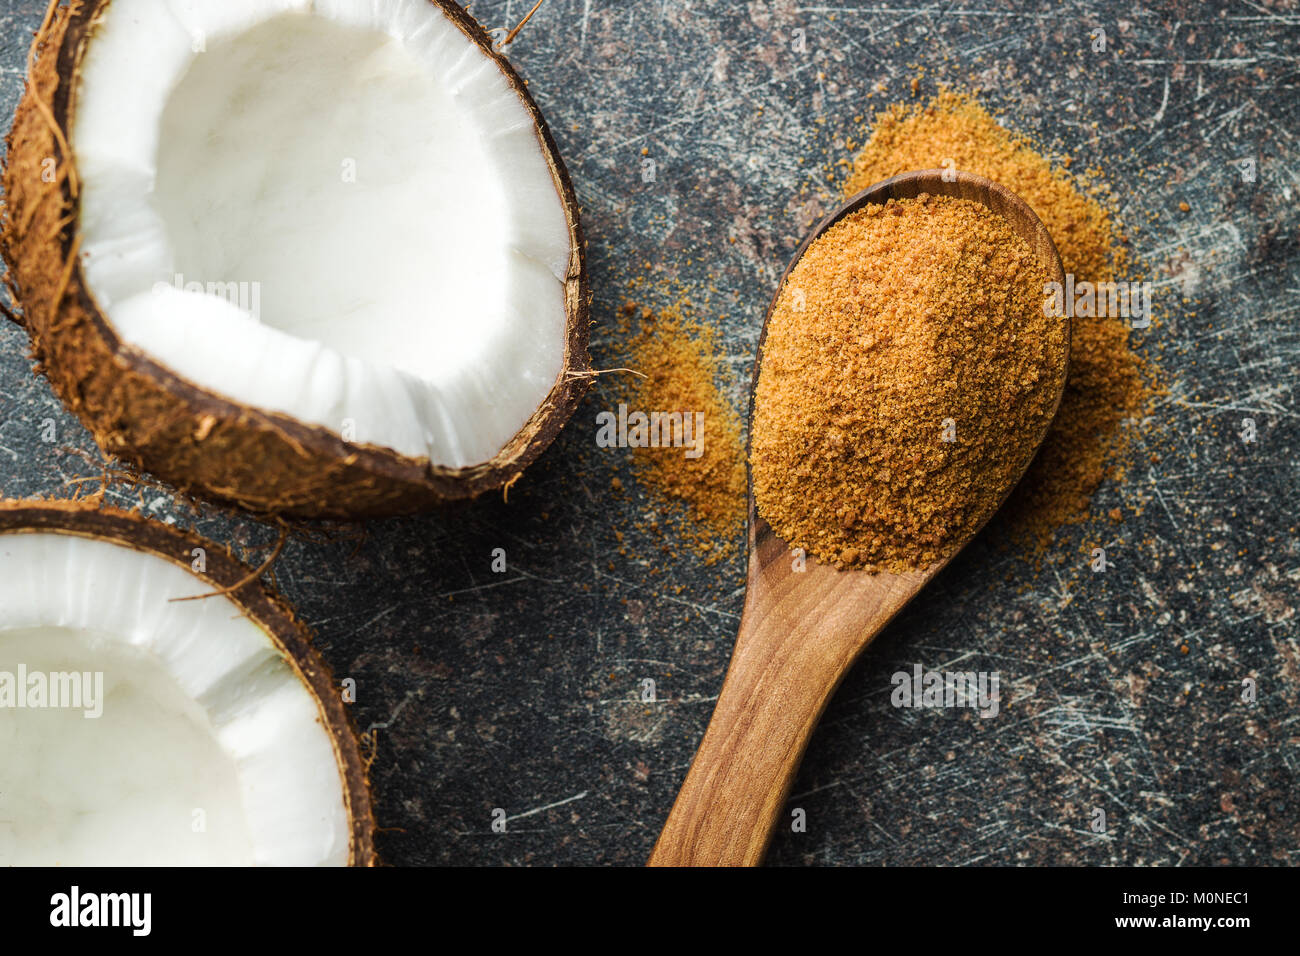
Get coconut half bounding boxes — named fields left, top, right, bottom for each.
left=0, top=501, right=375, bottom=866
left=1, top=0, right=589, bottom=516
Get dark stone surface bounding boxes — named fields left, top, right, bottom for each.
left=1, top=0, right=1297, bottom=865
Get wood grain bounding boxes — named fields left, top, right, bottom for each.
left=648, top=170, right=1068, bottom=867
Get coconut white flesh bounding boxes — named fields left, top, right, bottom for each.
left=73, top=0, right=572, bottom=467
left=0, top=532, right=351, bottom=866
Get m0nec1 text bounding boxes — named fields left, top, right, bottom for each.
left=1124, top=893, right=1248, bottom=907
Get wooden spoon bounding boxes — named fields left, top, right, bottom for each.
left=647, top=170, right=1069, bottom=867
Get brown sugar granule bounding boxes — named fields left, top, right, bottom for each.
left=844, top=90, right=1151, bottom=549
left=620, top=302, right=747, bottom=564
left=751, top=194, right=1066, bottom=572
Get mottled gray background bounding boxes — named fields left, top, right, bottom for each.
left=1, top=0, right=1297, bottom=866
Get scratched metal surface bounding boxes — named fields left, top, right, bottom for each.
left=1, top=0, right=1297, bottom=866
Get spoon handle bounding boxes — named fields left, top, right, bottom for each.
left=648, top=542, right=919, bottom=866
left=647, top=613, right=850, bottom=863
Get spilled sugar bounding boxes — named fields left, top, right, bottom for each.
left=613, top=301, right=747, bottom=567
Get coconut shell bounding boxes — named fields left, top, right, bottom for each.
left=0, top=497, right=379, bottom=866
left=0, top=0, right=591, bottom=518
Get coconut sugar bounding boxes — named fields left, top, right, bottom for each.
left=751, top=194, right=1066, bottom=572
left=619, top=302, right=747, bottom=565
left=844, top=90, right=1152, bottom=548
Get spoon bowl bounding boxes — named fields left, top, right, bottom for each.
left=648, top=170, right=1068, bottom=866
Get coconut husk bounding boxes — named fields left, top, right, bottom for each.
left=0, top=496, right=379, bottom=866
left=0, top=0, right=591, bottom=518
